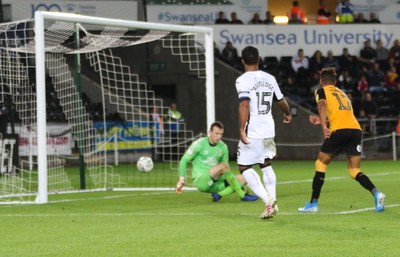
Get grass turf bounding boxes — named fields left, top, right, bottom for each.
left=0, top=160, right=399, bottom=257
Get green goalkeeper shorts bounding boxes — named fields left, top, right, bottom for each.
left=193, top=172, right=227, bottom=193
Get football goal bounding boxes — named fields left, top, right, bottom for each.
left=0, top=11, right=214, bottom=204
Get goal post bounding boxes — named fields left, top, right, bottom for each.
left=0, top=11, right=215, bottom=204
left=33, top=11, right=215, bottom=203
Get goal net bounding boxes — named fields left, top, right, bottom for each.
left=0, top=11, right=214, bottom=204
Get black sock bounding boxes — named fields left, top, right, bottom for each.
left=355, top=172, right=376, bottom=194
left=311, top=172, right=325, bottom=203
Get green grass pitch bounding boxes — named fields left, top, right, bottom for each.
left=0, top=160, right=399, bottom=257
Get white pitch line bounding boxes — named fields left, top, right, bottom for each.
left=0, top=203, right=399, bottom=217
left=31, top=170, right=400, bottom=205
left=1, top=171, right=398, bottom=215
left=43, top=171, right=398, bottom=204
left=48, top=191, right=175, bottom=204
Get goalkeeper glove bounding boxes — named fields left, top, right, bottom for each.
left=176, top=177, right=185, bottom=194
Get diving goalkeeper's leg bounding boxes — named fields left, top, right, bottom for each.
left=211, top=184, right=234, bottom=202
left=209, top=163, right=258, bottom=201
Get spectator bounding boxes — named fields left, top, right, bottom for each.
left=375, top=39, right=389, bottom=72
left=359, top=40, right=376, bottom=69
left=357, top=73, right=369, bottom=98
left=388, top=57, right=397, bottom=71
left=317, top=0, right=331, bottom=24
left=338, top=69, right=355, bottom=92
left=362, top=92, right=378, bottom=118
left=336, top=0, right=355, bottom=24
left=288, top=12, right=303, bottom=24
left=367, top=62, right=386, bottom=91
left=215, top=11, right=229, bottom=24
left=222, top=41, right=240, bottom=68
left=167, top=102, right=184, bottom=123
left=385, top=65, right=398, bottom=89
left=249, top=13, right=263, bottom=24
left=369, top=12, right=381, bottom=23
left=291, top=48, right=310, bottom=93
left=309, top=50, right=325, bottom=73
left=359, top=91, right=378, bottom=133
left=389, top=39, right=400, bottom=70
left=353, top=13, right=368, bottom=23
left=323, top=50, right=340, bottom=71
left=230, top=12, right=243, bottom=24
left=291, top=49, right=309, bottom=73
left=263, top=11, right=275, bottom=24
left=288, top=1, right=306, bottom=24
left=281, top=75, right=299, bottom=95
left=338, top=47, right=359, bottom=77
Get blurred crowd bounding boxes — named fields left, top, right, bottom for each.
left=215, top=37, right=400, bottom=135
left=214, top=0, right=381, bottom=25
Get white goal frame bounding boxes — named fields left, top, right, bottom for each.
left=34, top=11, right=215, bottom=204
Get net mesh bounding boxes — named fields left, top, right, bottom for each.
left=0, top=17, right=208, bottom=202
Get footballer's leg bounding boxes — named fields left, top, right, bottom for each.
left=209, top=179, right=230, bottom=202
left=300, top=131, right=341, bottom=213
left=260, top=160, right=276, bottom=201
left=260, top=138, right=278, bottom=202
left=299, top=152, right=331, bottom=213
left=210, top=177, right=257, bottom=202
left=194, top=171, right=216, bottom=193
left=346, top=130, right=385, bottom=212
left=214, top=184, right=234, bottom=199
left=234, top=174, right=258, bottom=201
left=311, top=153, right=332, bottom=203
left=241, top=166, right=275, bottom=218
left=348, top=156, right=385, bottom=212
left=260, top=166, right=276, bottom=200
left=211, top=177, right=255, bottom=201
left=209, top=163, right=253, bottom=200
left=240, top=166, right=270, bottom=203
left=238, top=139, right=275, bottom=218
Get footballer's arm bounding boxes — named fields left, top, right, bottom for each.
left=317, top=99, right=331, bottom=138
left=238, top=99, right=250, bottom=144
left=276, top=97, right=292, bottom=123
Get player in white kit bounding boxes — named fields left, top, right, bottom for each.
left=236, top=46, right=292, bottom=219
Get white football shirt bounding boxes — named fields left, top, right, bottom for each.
left=236, top=70, right=283, bottom=138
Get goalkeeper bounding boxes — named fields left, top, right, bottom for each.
left=176, top=121, right=258, bottom=202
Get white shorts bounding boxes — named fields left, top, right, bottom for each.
left=237, top=137, right=276, bottom=166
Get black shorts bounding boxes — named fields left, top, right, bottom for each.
left=320, top=129, right=362, bottom=156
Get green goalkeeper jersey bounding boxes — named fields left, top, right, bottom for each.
left=179, top=137, right=229, bottom=180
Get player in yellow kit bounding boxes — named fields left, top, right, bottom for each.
left=298, top=67, right=385, bottom=213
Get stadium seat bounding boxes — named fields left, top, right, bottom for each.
left=263, top=56, right=279, bottom=75
left=279, top=56, right=292, bottom=70
left=377, top=106, right=399, bottom=117
left=278, top=56, right=294, bottom=78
